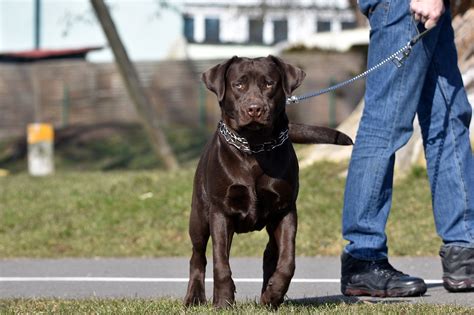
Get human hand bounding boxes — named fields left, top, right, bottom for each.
left=410, top=0, right=445, bottom=29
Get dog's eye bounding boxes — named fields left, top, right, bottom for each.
left=265, top=82, right=274, bottom=89
left=234, top=83, right=243, bottom=89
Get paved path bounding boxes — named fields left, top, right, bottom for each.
left=1, top=257, right=473, bottom=307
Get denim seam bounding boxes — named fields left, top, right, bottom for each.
left=426, top=66, right=446, bottom=214
left=433, top=56, right=474, bottom=242
left=447, top=103, right=473, bottom=241
left=360, top=8, right=410, bottom=257
left=389, top=12, right=415, bottom=156
left=383, top=0, right=392, bottom=26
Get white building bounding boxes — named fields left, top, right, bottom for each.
left=0, top=0, right=358, bottom=62
left=181, top=0, right=358, bottom=58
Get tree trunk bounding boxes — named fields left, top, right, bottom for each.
left=90, top=0, right=178, bottom=170
left=348, top=0, right=368, bottom=28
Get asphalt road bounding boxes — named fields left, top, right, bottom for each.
left=1, top=257, right=473, bottom=307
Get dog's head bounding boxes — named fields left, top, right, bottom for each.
left=202, top=55, right=305, bottom=133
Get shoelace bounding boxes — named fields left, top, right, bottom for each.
left=371, top=260, right=407, bottom=278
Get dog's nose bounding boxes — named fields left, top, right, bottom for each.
left=247, top=104, right=263, bottom=118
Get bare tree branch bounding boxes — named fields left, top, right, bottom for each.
left=90, top=0, right=179, bottom=170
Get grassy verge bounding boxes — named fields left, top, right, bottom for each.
left=0, top=123, right=209, bottom=172
left=1, top=299, right=472, bottom=314
left=0, top=162, right=438, bottom=258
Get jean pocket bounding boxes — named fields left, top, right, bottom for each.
left=368, top=0, right=391, bottom=29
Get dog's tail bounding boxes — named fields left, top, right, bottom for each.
left=289, top=123, right=353, bottom=145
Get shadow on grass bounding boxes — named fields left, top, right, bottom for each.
left=286, top=294, right=429, bottom=306
left=286, top=295, right=360, bottom=306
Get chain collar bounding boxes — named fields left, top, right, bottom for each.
left=218, top=121, right=289, bottom=154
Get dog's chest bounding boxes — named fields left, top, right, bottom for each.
left=225, top=174, right=295, bottom=233
left=256, top=174, right=294, bottom=211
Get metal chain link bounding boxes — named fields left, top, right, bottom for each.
left=218, top=121, right=289, bottom=154
left=286, top=23, right=433, bottom=105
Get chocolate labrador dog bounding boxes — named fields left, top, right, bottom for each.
left=184, top=55, right=352, bottom=308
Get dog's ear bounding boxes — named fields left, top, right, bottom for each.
left=268, top=55, right=306, bottom=96
left=201, top=56, right=238, bottom=102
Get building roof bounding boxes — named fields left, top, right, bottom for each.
left=284, top=27, right=369, bottom=52
left=0, top=46, right=103, bottom=63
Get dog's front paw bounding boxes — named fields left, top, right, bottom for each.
left=213, top=280, right=236, bottom=308
left=212, top=293, right=235, bottom=308
left=184, top=292, right=206, bottom=306
left=260, top=286, right=284, bottom=309
left=260, top=280, right=286, bottom=309
left=184, top=283, right=206, bottom=306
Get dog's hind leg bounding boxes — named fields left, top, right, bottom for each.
left=184, top=201, right=210, bottom=306
left=260, top=210, right=297, bottom=308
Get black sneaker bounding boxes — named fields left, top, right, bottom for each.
left=341, top=252, right=427, bottom=297
left=439, top=245, right=474, bottom=292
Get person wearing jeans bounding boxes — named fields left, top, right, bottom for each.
left=341, top=0, right=474, bottom=296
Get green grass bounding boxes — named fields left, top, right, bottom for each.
left=0, top=298, right=472, bottom=314
left=0, top=162, right=438, bottom=258
left=0, top=163, right=460, bottom=312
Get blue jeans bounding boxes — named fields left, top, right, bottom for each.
left=343, top=0, right=474, bottom=260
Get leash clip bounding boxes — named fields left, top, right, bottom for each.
left=286, top=95, right=299, bottom=105
left=392, top=42, right=412, bottom=68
